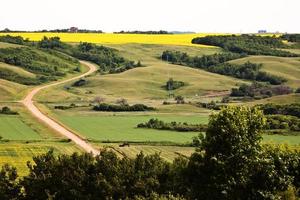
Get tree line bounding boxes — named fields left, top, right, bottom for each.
left=162, top=51, right=286, bottom=85
left=93, top=103, right=155, bottom=112
left=37, top=37, right=142, bottom=73
left=114, top=30, right=171, bottom=34
left=230, top=82, right=293, bottom=99
left=0, top=106, right=299, bottom=199
left=191, top=34, right=299, bottom=57
left=137, top=118, right=207, bottom=132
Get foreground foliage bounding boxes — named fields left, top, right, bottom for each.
left=0, top=106, right=299, bottom=199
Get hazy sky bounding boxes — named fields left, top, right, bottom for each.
left=1, top=0, right=299, bottom=33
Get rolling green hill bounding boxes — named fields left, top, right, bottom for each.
left=229, top=56, right=300, bottom=88
left=36, top=44, right=245, bottom=103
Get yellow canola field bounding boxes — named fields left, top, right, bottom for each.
left=0, top=32, right=223, bottom=47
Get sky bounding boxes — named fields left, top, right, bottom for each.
left=0, top=0, right=299, bottom=33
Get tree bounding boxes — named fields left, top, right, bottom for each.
left=174, top=96, right=184, bottom=104
left=0, top=164, right=21, bottom=199
left=187, top=106, right=267, bottom=199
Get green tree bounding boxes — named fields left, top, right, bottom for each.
left=0, top=164, right=21, bottom=199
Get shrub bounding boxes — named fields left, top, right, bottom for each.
left=93, top=103, right=155, bottom=112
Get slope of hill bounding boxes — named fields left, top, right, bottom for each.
left=36, top=44, right=245, bottom=103
left=229, top=56, right=300, bottom=88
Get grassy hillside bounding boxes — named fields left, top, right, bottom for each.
left=0, top=79, right=29, bottom=101
left=36, top=44, right=245, bottom=103
left=229, top=56, right=300, bottom=88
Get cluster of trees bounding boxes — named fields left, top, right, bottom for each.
left=1, top=107, right=300, bottom=199
left=266, top=114, right=300, bottom=132
left=137, top=118, right=207, bottom=132
left=162, top=51, right=285, bottom=84
left=0, top=47, right=79, bottom=84
left=0, top=68, right=41, bottom=85
left=2, top=36, right=141, bottom=75
left=281, top=34, right=300, bottom=42
left=230, top=82, right=293, bottom=99
left=196, top=101, right=222, bottom=110
left=0, top=106, right=18, bottom=115
left=72, top=79, right=88, bottom=87
left=93, top=103, right=155, bottom=112
left=0, top=35, right=28, bottom=45
left=259, top=103, right=300, bottom=118
left=38, top=36, right=66, bottom=49
left=191, top=34, right=298, bottom=57
left=165, top=78, right=185, bottom=90
left=114, top=30, right=171, bottom=34
left=70, top=42, right=142, bottom=73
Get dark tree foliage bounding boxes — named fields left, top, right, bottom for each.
left=0, top=106, right=300, bottom=199
left=137, top=118, right=207, bottom=132
left=281, top=34, right=300, bottom=42
left=0, top=107, right=18, bottom=115
left=38, top=36, right=65, bottom=49
left=0, top=47, right=80, bottom=84
left=162, top=50, right=286, bottom=84
left=72, top=79, right=87, bottom=87
left=93, top=103, right=155, bottom=112
left=0, top=164, right=21, bottom=199
left=258, top=103, right=300, bottom=118
left=165, top=78, right=185, bottom=90
left=0, top=35, right=27, bottom=45
left=114, top=30, right=171, bottom=34
left=231, top=82, right=293, bottom=99
left=191, top=34, right=298, bottom=57
left=71, top=42, right=141, bottom=73
left=265, top=115, right=300, bottom=132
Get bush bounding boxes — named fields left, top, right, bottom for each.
left=93, top=103, right=155, bottom=112
left=0, top=107, right=18, bottom=115
left=137, top=118, right=207, bottom=132
left=72, top=79, right=87, bottom=87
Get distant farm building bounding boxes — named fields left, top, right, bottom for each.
left=258, top=30, right=267, bottom=33
left=69, top=27, right=78, bottom=33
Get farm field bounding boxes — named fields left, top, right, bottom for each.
left=0, top=33, right=222, bottom=47
left=0, top=142, right=82, bottom=176
left=96, top=143, right=196, bottom=162
left=58, top=114, right=208, bottom=143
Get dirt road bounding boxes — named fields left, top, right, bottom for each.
left=22, top=61, right=100, bottom=155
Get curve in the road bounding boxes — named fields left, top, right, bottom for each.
left=22, top=61, right=100, bottom=155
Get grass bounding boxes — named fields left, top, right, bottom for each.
left=97, top=143, right=196, bottom=162
left=229, top=56, right=300, bottom=88
left=0, top=79, right=29, bottom=102
left=263, top=135, right=300, bottom=145
left=57, top=114, right=208, bottom=143
left=0, top=42, right=21, bottom=48
left=0, top=62, right=36, bottom=78
left=0, top=115, right=42, bottom=140
left=0, top=142, right=82, bottom=176
left=36, top=43, right=245, bottom=103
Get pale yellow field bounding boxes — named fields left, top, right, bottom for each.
left=0, top=32, right=226, bottom=47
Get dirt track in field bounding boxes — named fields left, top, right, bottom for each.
left=22, top=61, right=100, bottom=155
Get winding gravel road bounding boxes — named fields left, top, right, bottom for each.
left=22, top=61, right=100, bottom=155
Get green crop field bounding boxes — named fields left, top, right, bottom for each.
left=58, top=114, right=208, bottom=143
left=0, top=142, right=82, bottom=176
left=0, top=115, right=42, bottom=140
left=97, top=143, right=196, bottom=162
